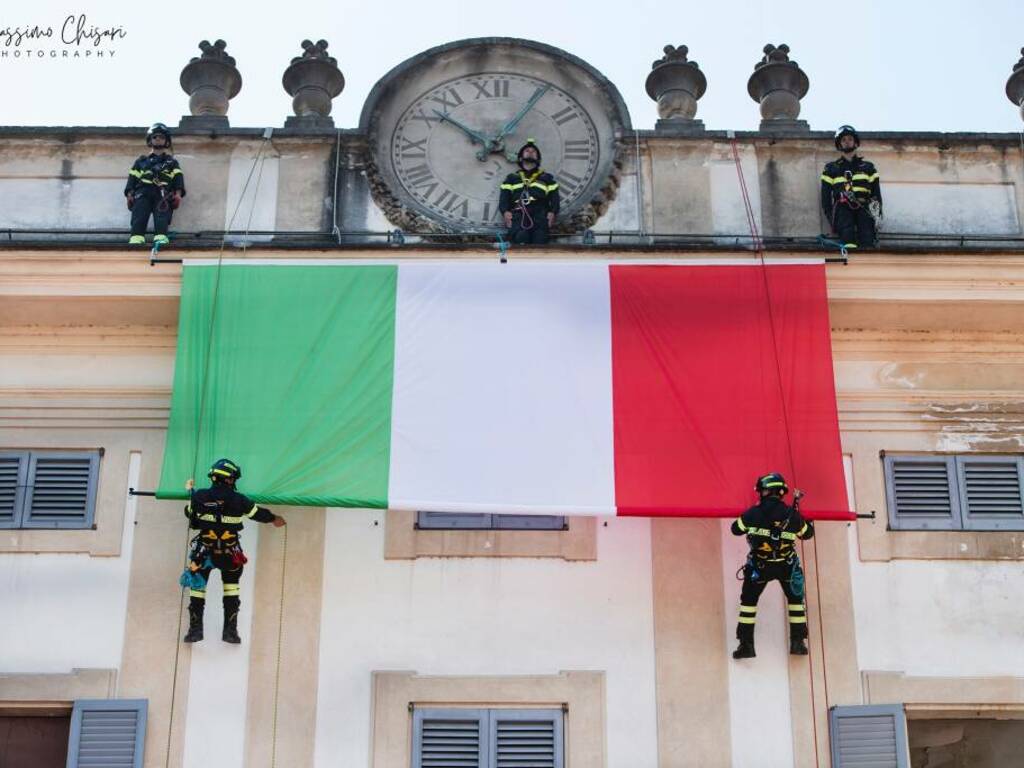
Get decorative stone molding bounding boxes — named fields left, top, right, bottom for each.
left=646, top=45, right=706, bottom=135
left=282, top=39, right=345, bottom=128
left=747, top=43, right=809, bottom=132
left=179, top=40, right=242, bottom=129
left=1006, top=48, right=1024, bottom=122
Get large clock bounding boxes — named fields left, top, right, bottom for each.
left=360, top=38, right=631, bottom=233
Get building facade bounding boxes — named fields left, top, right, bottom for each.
left=2, top=38, right=1024, bottom=768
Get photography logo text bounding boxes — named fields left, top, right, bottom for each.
left=0, top=15, right=127, bottom=61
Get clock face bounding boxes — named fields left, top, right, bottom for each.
left=362, top=39, right=630, bottom=233
left=391, top=73, right=600, bottom=228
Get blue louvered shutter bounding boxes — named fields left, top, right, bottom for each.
left=23, top=452, right=100, bottom=529
left=412, top=708, right=486, bottom=768
left=829, top=704, right=908, bottom=768
left=492, top=515, right=566, bottom=530
left=956, top=455, right=1024, bottom=531
left=883, top=455, right=961, bottom=530
left=66, top=699, right=147, bottom=768
left=0, top=451, right=28, bottom=528
left=417, top=511, right=494, bottom=529
left=416, top=512, right=566, bottom=530
left=491, top=709, right=563, bottom=768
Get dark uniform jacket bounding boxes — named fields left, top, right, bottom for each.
left=125, top=152, right=186, bottom=197
left=820, top=155, right=880, bottom=220
left=184, top=484, right=275, bottom=547
left=731, top=496, right=814, bottom=562
left=498, top=169, right=560, bottom=218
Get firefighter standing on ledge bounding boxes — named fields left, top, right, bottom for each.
left=498, top=139, right=560, bottom=245
left=731, top=473, right=814, bottom=659
left=124, top=122, right=185, bottom=246
left=821, top=125, right=882, bottom=250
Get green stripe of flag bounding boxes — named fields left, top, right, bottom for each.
left=156, top=264, right=397, bottom=507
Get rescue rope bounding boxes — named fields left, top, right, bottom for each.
left=730, top=137, right=827, bottom=767
left=164, top=133, right=274, bottom=768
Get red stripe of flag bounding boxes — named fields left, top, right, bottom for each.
left=610, top=264, right=852, bottom=520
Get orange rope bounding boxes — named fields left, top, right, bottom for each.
left=731, top=137, right=827, bottom=766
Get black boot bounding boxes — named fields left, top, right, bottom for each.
left=790, top=637, right=808, bottom=655
left=183, top=606, right=204, bottom=643
left=222, top=611, right=241, bottom=644
left=732, top=640, right=756, bottom=659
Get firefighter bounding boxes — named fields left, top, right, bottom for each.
left=499, top=140, right=560, bottom=245
left=182, top=459, right=286, bottom=644
left=821, top=125, right=882, bottom=250
left=731, top=472, right=814, bottom=659
left=124, top=123, right=185, bottom=246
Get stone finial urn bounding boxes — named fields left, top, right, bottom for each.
left=1006, top=48, right=1024, bottom=122
left=282, top=39, right=345, bottom=128
left=179, top=39, right=242, bottom=128
left=646, top=45, right=707, bottom=133
left=747, top=43, right=809, bottom=131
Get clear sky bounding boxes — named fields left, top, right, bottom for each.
left=3, top=0, right=1023, bottom=133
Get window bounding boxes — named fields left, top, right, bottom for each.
left=0, top=451, right=101, bottom=530
left=416, top=511, right=566, bottom=531
left=829, top=704, right=908, bottom=768
left=884, top=454, right=1024, bottom=531
left=66, top=699, right=147, bottom=768
left=412, top=708, right=563, bottom=768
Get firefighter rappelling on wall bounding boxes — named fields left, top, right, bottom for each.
left=731, top=473, right=815, bottom=659
left=180, top=459, right=286, bottom=644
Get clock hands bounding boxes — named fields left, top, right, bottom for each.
left=492, top=85, right=550, bottom=148
left=434, top=84, right=552, bottom=163
left=432, top=110, right=496, bottom=161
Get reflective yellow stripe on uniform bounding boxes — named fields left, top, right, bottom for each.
left=797, top=523, right=808, bottom=537
left=545, top=183, right=559, bottom=192
left=501, top=183, right=523, bottom=190
left=851, top=186, right=871, bottom=194
left=820, top=174, right=837, bottom=184
left=189, top=589, right=206, bottom=598
left=223, top=584, right=241, bottom=596
left=739, top=605, right=757, bottom=614
left=129, top=169, right=145, bottom=178
left=789, top=616, right=808, bottom=623
left=245, top=505, right=260, bottom=519
left=196, top=513, right=246, bottom=524
left=735, top=518, right=748, bottom=532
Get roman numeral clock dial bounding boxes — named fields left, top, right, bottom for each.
left=363, top=39, right=629, bottom=233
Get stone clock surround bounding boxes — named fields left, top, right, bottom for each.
left=359, top=37, right=632, bottom=234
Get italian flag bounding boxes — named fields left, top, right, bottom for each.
left=157, top=259, right=851, bottom=520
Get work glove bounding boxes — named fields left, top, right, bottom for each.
left=125, top=194, right=134, bottom=210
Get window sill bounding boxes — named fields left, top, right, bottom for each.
left=858, top=523, right=1024, bottom=561
left=383, top=509, right=597, bottom=560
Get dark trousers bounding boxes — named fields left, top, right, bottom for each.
left=508, top=211, right=550, bottom=245
left=129, top=187, right=173, bottom=236
left=736, top=557, right=807, bottom=643
left=832, top=203, right=876, bottom=248
left=187, top=550, right=242, bottom=620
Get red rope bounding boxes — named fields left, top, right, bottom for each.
left=730, top=138, right=827, bottom=766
